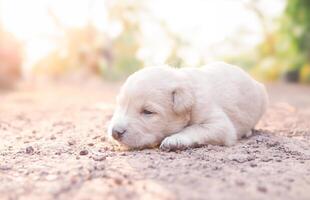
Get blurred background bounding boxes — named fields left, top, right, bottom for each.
left=0, top=0, right=310, bottom=89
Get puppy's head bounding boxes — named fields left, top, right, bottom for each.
left=108, top=66, right=194, bottom=149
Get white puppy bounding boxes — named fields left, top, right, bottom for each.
left=108, top=62, right=268, bottom=151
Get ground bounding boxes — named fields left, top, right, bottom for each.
left=0, top=79, right=310, bottom=200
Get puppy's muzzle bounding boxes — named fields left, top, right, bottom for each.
left=111, top=126, right=127, bottom=140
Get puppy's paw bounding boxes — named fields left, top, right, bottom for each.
left=160, top=135, right=191, bottom=151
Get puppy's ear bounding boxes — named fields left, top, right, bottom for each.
left=171, top=86, right=194, bottom=114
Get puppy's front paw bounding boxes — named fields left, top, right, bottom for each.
left=160, top=135, right=190, bottom=151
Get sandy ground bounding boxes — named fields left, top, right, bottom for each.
left=0, top=80, right=310, bottom=200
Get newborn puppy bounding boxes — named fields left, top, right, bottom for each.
left=108, top=62, right=268, bottom=151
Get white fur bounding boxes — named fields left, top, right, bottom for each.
left=108, top=62, right=268, bottom=150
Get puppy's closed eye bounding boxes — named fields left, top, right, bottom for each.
left=141, top=109, right=156, bottom=115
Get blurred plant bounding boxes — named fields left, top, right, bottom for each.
left=102, top=0, right=144, bottom=79
left=0, top=26, right=23, bottom=88
left=277, top=0, right=310, bottom=83
left=29, top=0, right=198, bottom=80
left=33, top=25, right=111, bottom=77
left=232, top=0, right=310, bottom=83
left=26, top=0, right=310, bottom=83
left=226, top=0, right=283, bottom=81
left=161, top=22, right=188, bottom=68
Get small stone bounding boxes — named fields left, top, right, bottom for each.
left=257, top=186, right=268, bottom=193
left=79, top=150, right=89, bottom=156
left=68, top=139, right=76, bottom=146
left=92, top=135, right=100, bottom=140
left=92, top=154, right=106, bottom=161
left=232, top=158, right=247, bottom=163
left=148, top=164, right=155, bottom=169
left=287, top=178, right=294, bottom=182
left=26, top=146, right=34, bottom=154
left=94, top=164, right=105, bottom=170
left=235, top=180, right=245, bottom=186
left=267, top=141, right=280, bottom=147
left=212, top=166, right=222, bottom=171
left=50, top=135, right=56, bottom=140
left=40, top=171, right=49, bottom=176
left=87, top=143, right=94, bottom=146
left=70, top=176, right=78, bottom=184
left=100, top=137, right=106, bottom=142
left=261, top=158, right=273, bottom=162
left=240, top=169, right=247, bottom=173
left=114, top=178, right=123, bottom=185
left=250, top=163, right=257, bottom=167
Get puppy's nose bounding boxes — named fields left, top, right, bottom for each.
left=111, top=127, right=127, bottom=140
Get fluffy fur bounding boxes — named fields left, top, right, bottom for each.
left=108, top=62, right=268, bottom=150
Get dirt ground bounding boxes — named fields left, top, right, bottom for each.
left=0, top=79, right=310, bottom=200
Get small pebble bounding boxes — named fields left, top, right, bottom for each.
left=79, top=150, right=89, bottom=156
left=212, top=166, right=222, bottom=171
left=26, top=146, right=34, bottom=154
left=232, top=158, right=247, bottom=163
left=235, top=180, right=245, bottom=186
left=250, top=163, right=257, bottom=167
left=261, top=158, right=273, bottom=162
left=68, top=139, right=76, bottom=146
left=287, top=178, right=294, bottom=182
left=92, top=154, right=107, bottom=161
left=240, top=169, right=247, bottom=173
left=50, top=135, right=56, bottom=140
left=87, top=143, right=94, bottom=146
left=94, top=164, right=105, bottom=170
left=267, top=141, right=280, bottom=147
left=114, top=178, right=123, bottom=185
left=257, top=186, right=268, bottom=193
left=92, top=135, right=100, bottom=140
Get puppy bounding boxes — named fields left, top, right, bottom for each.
left=108, top=62, right=268, bottom=151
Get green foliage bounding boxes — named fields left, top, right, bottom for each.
left=30, top=0, right=310, bottom=83
left=100, top=0, right=144, bottom=80
left=230, top=0, right=310, bottom=83
left=278, top=0, right=310, bottom=71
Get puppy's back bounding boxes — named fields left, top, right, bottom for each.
left=181, top=62, right=268, bottom=138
